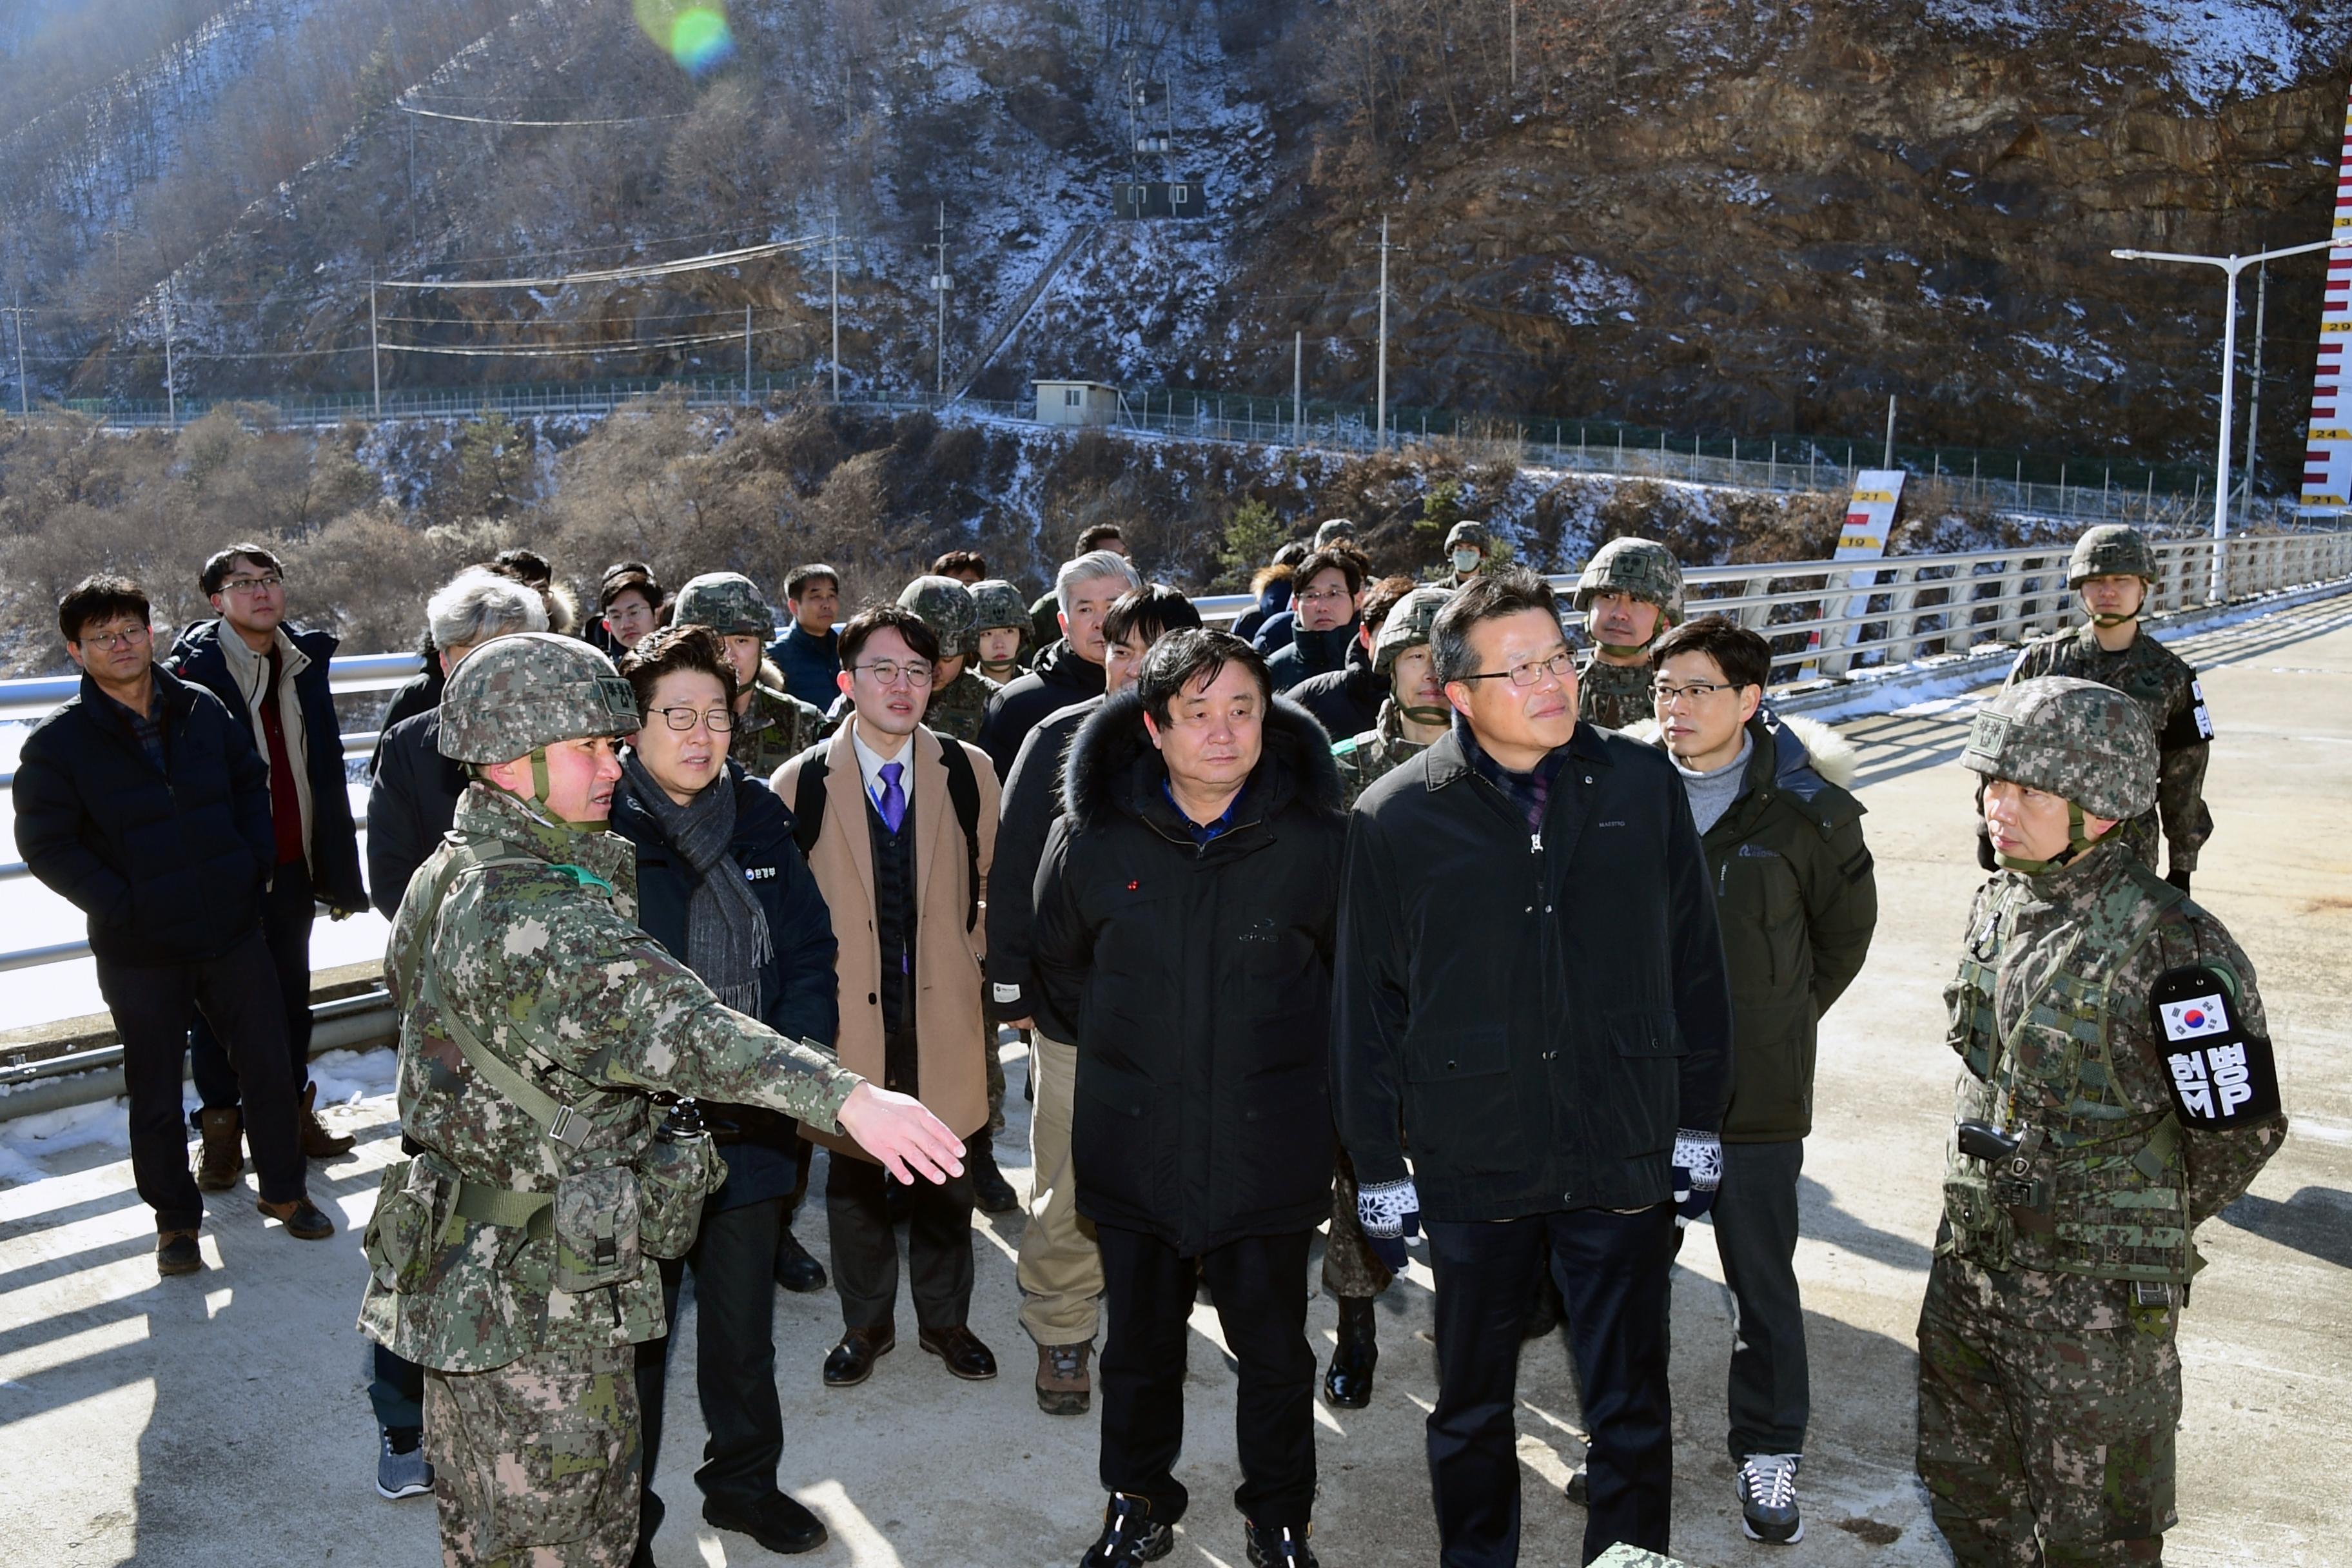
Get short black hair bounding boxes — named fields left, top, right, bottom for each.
left=600, top=565, right=665, bottom=612
left=618, top=623, right=738, bottom=715
left=1077, top=524, right=1126, bottom=553
left=493, top=548, right=553, bottom=587
left=200, top=542, right=281, bottom=596
left=932, top=549, right=987, bottom=580
left=1360, top=574, right=1419, bottom=638
left=60, top=574, right=152, bottom=643
left=838, top=603, right=941, bottom=671
left=1136, top=628, right=1271, bottom=729
left=1102, top=584, right=1202, bottom=649
left=1651, top=614, right=1770, bottom=693
left=786, top=563, right=840, bottom=601
left=1431, top=569, right=1562, bottom=684
left=1294, top=547, right=1364, bottom=598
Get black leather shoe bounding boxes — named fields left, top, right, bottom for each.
left=1563, top=1464, right=1589, bottom=1505
left=918, top=1324, right=998, bottom=1380
left=157, top=1230, right=202, bottom=1276
left=773, top=1226, right=827, bottom=1294
left=822, top=1325, right=895, bottom=1387
left=1079, top=1493, right=1173, bottom=1567
left=968, top=1136, right=1020, bottom=1213
left=1322, top=1297, right=1377, bottom=1408
left=256, top=1195, right=335, bottom=1240
left=1244, top=1518, right=1320, bottom=1567
left=704, top=1491, right=828, bottom=1555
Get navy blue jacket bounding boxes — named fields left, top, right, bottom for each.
left=366, top=709, right=467, bottom=920
left=166, top=618, right=366, bottom=911
left=765, top=621, right=841, bottom=711
left=609, top=764, right=839, bottom=1209
left=15, top=667, right=276, bottom=965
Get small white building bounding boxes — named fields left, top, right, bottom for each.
left=1033, top=380, right=1121, bottom=427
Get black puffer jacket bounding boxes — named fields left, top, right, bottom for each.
left=366, top=709, right=468, bottom=919
left=984, top=694, right=1102, bottom=1025
left=979, top=638, right=1107, bottom=781
left=14, top=667, right=276, bottom=965
left=1288, top=638, right=1382, bottom=740
left=1264, top=619, right=1358, bottom=693
left=1033, top=692, right=1347, bottom=1254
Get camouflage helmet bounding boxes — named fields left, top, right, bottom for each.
left=897, top=574, right=979, bottom=660
left=1373, top=585, right=1455, bottom=674
left=1574, top=536, right=1685, bottom=622
left=2068, top=524, right=2159, bottom=587
left=1313, top=517, right=1357, bottom=548
left=1959, top=675, right=2156, bottom=822
left=671, top=572, right=772, bottom=638
left=1444, top=519, right=1490, bottom=553
left=437, top=632, right=639, bottom=765
left=970, top=578, right=1032, bottom=639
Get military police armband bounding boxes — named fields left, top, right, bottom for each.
left=2151, top=965, right=2280, bottom=1126
left=2161, top=681, right=2215, bottom=749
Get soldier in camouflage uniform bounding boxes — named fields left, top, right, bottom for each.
left=2002, top=525, right=2213, bottom=892
left=970, top=578, right=1033, bottom=684
left=1319, top=585, right=1456, bottom=1412
left=1573, top=536, right=1683, bottom=730
left=894, top=574, right=1020, bottom=1211
left=1918, top=676, right=2286, bottom=1566
left=671, top=573, right=826, bottom=777
left=1433, top=519, right=1495, bottom=589
left=356, top=633, right=962, bottom=1567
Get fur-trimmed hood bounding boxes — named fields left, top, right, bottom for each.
left=1620, top=707, right=1857, bottom=793
left=1063, top=687, right=1346, bottom=832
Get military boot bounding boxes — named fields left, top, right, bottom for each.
left=299, top=1082, right=355, bottom=1159
left=195, top=1108, right=244, bottom=1191
left=1322, top=1297, right=1377, bottom=1408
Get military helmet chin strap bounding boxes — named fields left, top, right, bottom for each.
left=1992, top=800, right=2107, bottom=876
left=1398, top=702, right=1453, bottom=725
left=1596, top=640, right=1651, bottom=658
left=2088, top=612, right=2139, bottom=629
left=476, top=747, right=597, bottom=830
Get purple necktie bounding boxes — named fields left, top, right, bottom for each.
left=876, top=761, right=906, bottom=834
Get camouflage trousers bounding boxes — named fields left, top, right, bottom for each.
left=1916, top=1253, right=2180, bottom=1566
left=424, top=1343, right=641, bottom=1567
left=1322, top=1153, right=1395, bottom=1300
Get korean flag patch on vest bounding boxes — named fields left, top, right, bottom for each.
left=2150, top=965, right=2280, bottom=1126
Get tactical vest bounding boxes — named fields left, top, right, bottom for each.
left=1941, top=857, right=2193, bottom=1283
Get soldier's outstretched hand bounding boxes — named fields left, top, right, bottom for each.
left=837, top=1083, right=968, bottom=1184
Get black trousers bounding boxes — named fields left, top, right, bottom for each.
left=190, top=858, right=313, bottom=1109
left=824, top=1154, right=975, bottom=1333
left=1425, top=1203, right=1677, bottom=1567
left=95, top=932, right=306, bottom=1230
left=1095, top=1224, right=1316, bottom=1530
left=1710, top=1138, right=1808, bottom=1460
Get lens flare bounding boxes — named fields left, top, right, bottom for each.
left=633, top=0, right=735, bottom=74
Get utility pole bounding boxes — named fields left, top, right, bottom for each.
left=369, top=275, right=382, bottom=419
left=2240, top=259, right=2267, bottom=522
left=1375, top=213, right=1393, bottom=448
left=928, top=202, right=952, bottom=398
left=161, top=287, right=177, bottom=429
left=1509, top=0, right=1518, bottom=92
left=1292, top=329, right=1302, bottom=442
left=407, top=116, right=418, bottom=251
left=5, top=294, right=27, bottom=416
left=1883, top=394, right=1896, bottom=468
left=829, top=214, right=841, bottom=401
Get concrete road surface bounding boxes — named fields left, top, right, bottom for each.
left=3, top=593, right=2348, bottom=1568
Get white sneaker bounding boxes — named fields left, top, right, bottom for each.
left=1736, top=1452, right=1802, bottom=1544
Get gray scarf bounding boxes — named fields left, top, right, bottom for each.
left=621, top=755, right=772, bottom=1016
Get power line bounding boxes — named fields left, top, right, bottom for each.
left=395, top=103, right=692, bottom=128
left=375, top=239, right=819, bottom=292
left=381, top=327, right=799, bottom=358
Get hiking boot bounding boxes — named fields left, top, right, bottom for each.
left=1736, top=1452, right=1803, bottom=1544
left=299, top=1082, right=355, bottom=1159
left=257, top=1195, right=335, bottom=1240
left=1322, top=1297, right=1377, bottom=1409
left=157, top=1230, right=202, bottom=1276
left=774, top=1225, right=828, bottom=1293
left=1079, top=1493, right=1172, bottom=1567
left=376, top=1427, right=433, bottom=1500
left=1036, top=1339, right=1093, bottom=1415
left=968, top=1135, right=1019, bottom=1214
left=195, top=1108, right=244, bottom=1191
left=1244, top=1519, right=1319, bottom=1567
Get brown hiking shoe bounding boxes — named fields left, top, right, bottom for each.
left=257, top=1196, right=335, bottom=1240
left=299, top=1083, right=355, bottom=1159
left=195, top=1108, right=244, bottom=1191
left=157, top=1230, right=203, bottom=1276
left=1036, top=1339, right=1093, bottom=1415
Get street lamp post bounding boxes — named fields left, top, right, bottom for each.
left=2111, top=235, right=2345, bottom=603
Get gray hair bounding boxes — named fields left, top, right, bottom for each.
left=1055, top=549, right=1141, bottom=613
left=427, top=567, right=549, bottom=654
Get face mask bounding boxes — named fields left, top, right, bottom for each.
left=1452, top=549, right=1482, bottom=574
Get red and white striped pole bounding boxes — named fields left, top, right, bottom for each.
left=2300, top=84, right=2352, bottom=514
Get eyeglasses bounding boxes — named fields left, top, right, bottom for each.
left=852, top=660, right=934, bottom=689
left=77, top=625, right=150, bottom=649
left=1295, top=585, right=1354, bottom=605
left=646, top=706, right=736, bottom=733
left=1652, top=680, right=1739, bottom=707
left=220, top=574, right=283, bottom=593
left=1454, top=648, right=1574, bottom=689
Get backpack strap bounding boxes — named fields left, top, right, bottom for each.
left=937, top=737, right=983, bottom=934
left=792, top=753, right=829, bottom=860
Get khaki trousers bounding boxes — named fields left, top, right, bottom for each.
left=1016, top=1030, right=1103, bottom=1344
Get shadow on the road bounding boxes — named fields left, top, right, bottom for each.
left=2216, top=1186, right=2352, bottom=1272
left=1798, top=1175, right=1936, bottom=1274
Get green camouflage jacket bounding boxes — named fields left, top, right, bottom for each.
left=358, top=784, right=858, bottom=1372
left=923, top=668, right=1003, bottom=748
left=1578, top=651, right=1654, bottom=732
left=2005, top=623, right=2211, bottom=874
left=730, top=682, right=827, bottom=777
left=1332, top=700, right=1432, bottom=809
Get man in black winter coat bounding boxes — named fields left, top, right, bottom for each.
left=15, top=576, right=335, bottom=1276
left=1035, top=630, right=1345, bottom=1568
left=977, top=550, right=1138, bottom=780
left=1289, top=573, right=1415, bottom=741
left=1333, top=570, right=1734, bottom=1567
